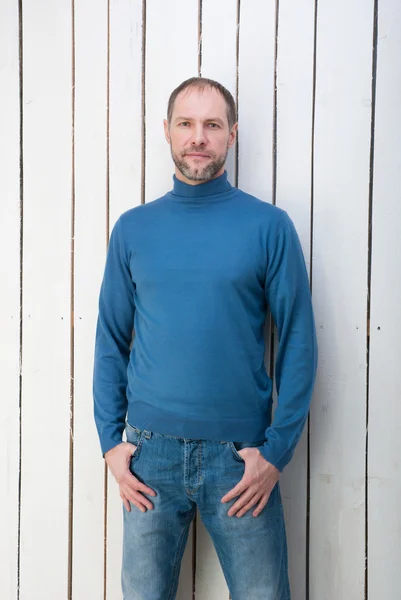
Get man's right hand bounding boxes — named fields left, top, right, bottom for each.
left=105, top=442, right=157, bottom=513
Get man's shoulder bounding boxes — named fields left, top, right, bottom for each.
left=118, top=194, right=169, bottom=224
left=234, top=187, right=289, bottom=223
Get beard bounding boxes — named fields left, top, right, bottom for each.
left=171, top=144, right=229, bottom=182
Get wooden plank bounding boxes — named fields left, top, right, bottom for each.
left=106, top=1, right=143, bottom=598
left=275, top=1, right=315, bottom=598
left=200, top=0, right=237, bottom=184
left=72, top=1, right=108, bottom=598
left=145, top=0, right=198, bottom=204
left=19, top=2, right=72, bottom=598
left=237, top=0, right=276, bottom=200
left=0, top=2, right=20, bottom=598
left=368, top=2, right=401, bottom=597
left=309, top=2, right=374, bottom=598
left=145, top=3, right=198, bottom=597
left=194, top=3, right=237, bottom=598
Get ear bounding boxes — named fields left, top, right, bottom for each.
left=163, top=119, right=171, bottom=145
left=227, top=122, right=238, bottom=149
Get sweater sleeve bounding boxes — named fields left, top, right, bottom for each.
left=93, top=216, right=136, bottom=457
left=259, top=212, right=318, bottom=472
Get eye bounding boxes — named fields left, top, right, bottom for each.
left=178, top=121, right=190, bottom=127
left=208, top=123, right=219, bottom=128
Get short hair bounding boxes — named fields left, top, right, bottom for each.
left=167, top=77, right=237, bottom=129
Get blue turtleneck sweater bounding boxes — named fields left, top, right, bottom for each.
left=93, top=171, right=317, bottom=471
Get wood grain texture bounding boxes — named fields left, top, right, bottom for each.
left=1, top=2, right=400, bottom=599
left=145, top=0, right=198, bottom=204
left=275, top=1, right=315, bottom=598
left=106, top=1, right=143, bottom=598
left=309, top=1, right=375, bottom=598
left=200, top=0, right=237, bottom=185
left=237, top=0, right=276, bottom=201
left=0, top=1, right=20, bottom=598
left=72, top=1, right=108, bottom=598
left=368, top=1, right=401, bottom=597
left=19, top=2, right=72, bottom=598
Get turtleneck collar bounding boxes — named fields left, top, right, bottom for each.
left=168, top=170, right=234, bottom=203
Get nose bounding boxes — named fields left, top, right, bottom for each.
left=191, top=123, right=207, bottom=147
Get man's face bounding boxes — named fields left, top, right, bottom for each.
left=164, top=86, right=237, bottom=185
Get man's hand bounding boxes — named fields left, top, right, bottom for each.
left=105, top=442, right=157, bottom=513
left=220, top=447, right=280, bottom=517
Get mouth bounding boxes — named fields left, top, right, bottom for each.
left=185, top=153, right=211, bottom=159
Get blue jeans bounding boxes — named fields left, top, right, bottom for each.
left=122, top=422, right=291, bottom=600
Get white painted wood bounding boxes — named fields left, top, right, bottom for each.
left=0, top=2, right=20, bottom=598
left=309, top=2, right=374, bottom=598
left=237, top=0, right=276, bottom=200
left=145, top=0, right=198, bottom=204
left=19, top=2, right=72, bottom=599
left=275, top=2, right=315, bottom=598
left=368, top=2, right=401, bottom=597
left=73, top=1, right=108, bottom=598
left=106, top=1, right=143, bottom=598
left=201, top=0, right=237, bottom=184
left=2, top=2, right=401, bottom=598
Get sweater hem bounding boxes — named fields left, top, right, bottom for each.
left=126, top=400, right=270, bottom=443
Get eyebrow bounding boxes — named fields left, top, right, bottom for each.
left=174, top=117, right=225, bottom=126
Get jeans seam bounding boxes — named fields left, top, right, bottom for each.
left=166, top=510, right=194, bottom=600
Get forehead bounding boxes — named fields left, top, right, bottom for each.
left=172, top=86, right=228, bottom=122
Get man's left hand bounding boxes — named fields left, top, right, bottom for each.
left=220, top=447, right=280, bottom=518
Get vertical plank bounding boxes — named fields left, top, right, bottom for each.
left=19, top=2, right=72, bottom=598
left=275, top=1, right=315, bottom=598
left=145, top=3, right=198, bottom=597
left=194, top=3, right=237, bottom=599
left=368, top=1, right=401, bottom=597
left=145, top=0, right=198, bottom=204
left=106, top=1, right=143, bottom=598
left=237, top=0, right=276, bottom=200
left=200, top=0, right=237, bottom=183
left=309, top=1, right=374, bottom=598
left=73, top=1, right=108, bottom=598
left=0, top=1, right=20, bottom=598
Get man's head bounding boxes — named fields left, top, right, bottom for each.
left=164, top=77, right=238, bottom=185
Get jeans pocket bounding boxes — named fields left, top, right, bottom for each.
left=228, top=440, right=265, bottom=462
left=125, top=422, right=144, bottom=462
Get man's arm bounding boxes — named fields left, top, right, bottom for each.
left=261, top=212, right=318, bottom=472
left=93, top=216, right=136, bottom=457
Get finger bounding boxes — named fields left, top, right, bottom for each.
left=221, top=479, right=249, bottom=504
left=227, top=489, right=255, bottom=516
left=122, top=489, right=146, bottom=513
left=136, top=481, right=157, bottom=497
left=121, top=484, right=154, bottom=510
left=125, top=471, right=157, bottom=497
left=236, top=494, right=261, bottom=518
left=252, top=494, right=269, bottom=517
left=120, top=493, right=131, bottom=513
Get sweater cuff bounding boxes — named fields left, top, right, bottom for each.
left=101, top=437, right=124, bottom=458
left=258, top=442, right=289, bottom=473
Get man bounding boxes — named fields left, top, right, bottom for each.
left=93, top=77, right=318, bottom=600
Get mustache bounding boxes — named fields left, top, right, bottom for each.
left=183, top=148, right=214, bottom=157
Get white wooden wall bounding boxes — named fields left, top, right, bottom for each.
left=1, top=1, right=400, bottom=599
